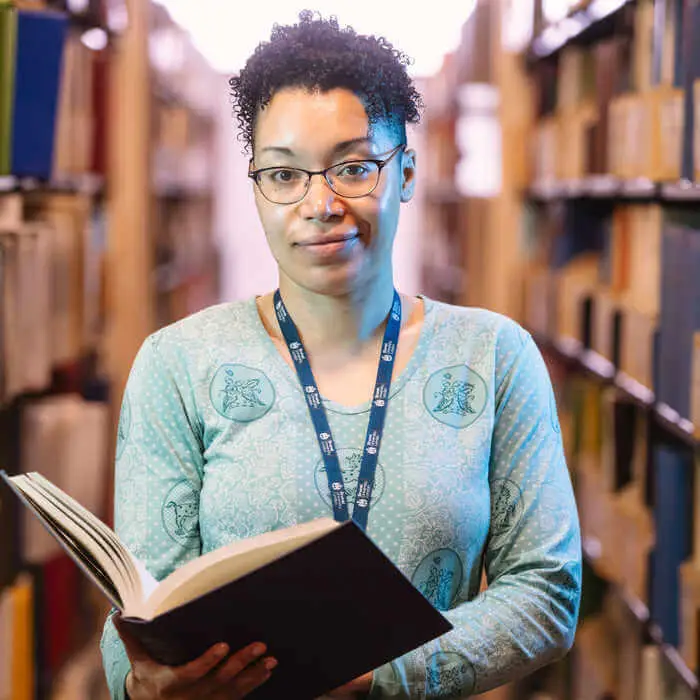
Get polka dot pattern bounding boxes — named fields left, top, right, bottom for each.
left=100, top=298, right=581, bottom=700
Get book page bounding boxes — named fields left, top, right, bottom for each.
left=145, top=518, right=339, bottom=619
left=7, top=473, right=141, bottom=611
left=29, top=473, right=144, bottom=594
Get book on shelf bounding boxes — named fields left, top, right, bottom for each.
left=649, top=443, right=694, bottom=648
left=0, top=1, right=17, bottom=176
left=0, top=3, right=110, bottom=183
left=19, top=396, right=110, bottom=564
left=602, top=589, right=645, bottom=700
left=692, top=331, right=700, bottom=431
left=0, top=471, right=452, bottom=700
left=634, top=0, right=655, bottom=93
left=53, top=30, right=95, bottom=179
left=10, top=8, right=67, bottom=179
left=679, top=449, right=700, bottom=670
left=0, top=223, right=54, bottom=402
left=572, top=614, right=618, bottom=699
left=657, top=224, right=700, bottom=421
left=0, top=571, right=36, bottom=700
left=592, top=37, right=626, bottom=176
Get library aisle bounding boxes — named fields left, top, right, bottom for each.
left=0, top=0, right=698, bottom=699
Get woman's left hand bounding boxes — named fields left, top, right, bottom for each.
left=326, top=671, right=373, bottom=698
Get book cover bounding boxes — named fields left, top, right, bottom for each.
left=124, top=522, right=453, bottom=700
left=10, top=9, right=67, bottom=179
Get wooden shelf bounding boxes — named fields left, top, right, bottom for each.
left=528, top=177, right=700, bottom=204
left=0, top=174, right=105, bottom=196
left=533, top=332, right=699, bottom=449
left=527, top=0, right=634, bottom=62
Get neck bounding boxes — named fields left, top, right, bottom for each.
left=277, top=273, right=396, bottom=354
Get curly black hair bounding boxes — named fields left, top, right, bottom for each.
left=229, top=11, right=423, bottom=154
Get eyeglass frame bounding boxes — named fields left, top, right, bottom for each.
left=247, top=143, right=407, bottom=205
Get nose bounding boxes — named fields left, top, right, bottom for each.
left=300, top=173, right=345, bottom=221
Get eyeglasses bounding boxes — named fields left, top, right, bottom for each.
left=248, top=143, right=406, bottom=205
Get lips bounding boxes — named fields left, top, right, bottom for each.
left=294, top=232, right=361, bottom=260
left=295, top=232, right=359, bottom=247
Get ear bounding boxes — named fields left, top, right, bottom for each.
left=400, top=148, right=417, bottom=203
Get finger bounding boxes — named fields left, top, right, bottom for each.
left=226, top=657, right=277, bottom=699
left=214, top=642, right=268, bottom=684
left=112, top=612, right=152, bottom=664
left=173, top=642, right=231, bottom=685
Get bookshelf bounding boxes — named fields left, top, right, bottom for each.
left=0, top=0, right=221, bottom=698
left=422, top=0, right=700, bottom=698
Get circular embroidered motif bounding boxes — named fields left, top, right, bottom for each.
left=411, top=548, right=464, bottom=611
left=314, top=448, right=386, bottom=510
left=423, top=365, right=488, bottom=429
left=425, top=652, right=476, bottom=698
left=489, top=478, right=524, bottom=550
left=547, top=561, right=580, bottom=616
left=115, top=392, right=131, bottom=460
left=161, top=480, right=200, bottom=547
left=209, top=364, right=275, bottom=422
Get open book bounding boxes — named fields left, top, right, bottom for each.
left=1, top=470, right=452, bottom=699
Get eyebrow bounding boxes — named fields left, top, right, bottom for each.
left=258, top=137, right=374, bottom=159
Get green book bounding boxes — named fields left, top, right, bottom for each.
left=0, top=1, right=17, bottom=176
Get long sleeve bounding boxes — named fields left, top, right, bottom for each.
left=370, top=331, right=582, bottom=699
left=100, top=333, right=205, bottom=700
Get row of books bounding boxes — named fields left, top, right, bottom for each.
left=0, top=2, right=111, bottom=181
left=531, top=0, right=700, bottom=187
left=0, top=556, right=106, bottom=700
left=544, top=360, right=699, bottom=696
left=523, top=201, right=700, bottom=432
left=0, top=190, right=105, bottom=405
left=0, top=394, right=111, bottom=699
left=570, top=592, right=695, bottom=700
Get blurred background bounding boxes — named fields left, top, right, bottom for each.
left=1, top=0, right=700, bottom=698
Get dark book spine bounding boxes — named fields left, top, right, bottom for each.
left=649, top=444, right=693, bottom=646
left=10, top=10, right=68, bottom=179
left=681, top=0, right=700, bottom=180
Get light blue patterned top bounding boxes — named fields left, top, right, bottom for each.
left=100, top=296, right=581, bottom=699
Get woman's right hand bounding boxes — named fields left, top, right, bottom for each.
left=114, top=613, right=277, bottom=699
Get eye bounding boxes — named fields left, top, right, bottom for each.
left=336, top=162, right=371, bottom=179
left=266, top=168, right=304, bottom=184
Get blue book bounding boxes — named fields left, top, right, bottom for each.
left=10, top=9, right=68, bottom=179
left=649, top=444, right=693, bottom=647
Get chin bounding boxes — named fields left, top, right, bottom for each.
left=299, top=267, right=366, bottom=298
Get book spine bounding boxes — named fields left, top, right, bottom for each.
left=0, top=3, right=17, bottom=176
left=10, top=9, right=67, bottom=179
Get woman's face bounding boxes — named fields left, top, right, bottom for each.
left=251, top=87, right=416, bottom=297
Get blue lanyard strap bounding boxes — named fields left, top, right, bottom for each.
left=273, top=290, right=402, bottom=531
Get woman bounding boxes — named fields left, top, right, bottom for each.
left=101, top=12, right=581, bottom=699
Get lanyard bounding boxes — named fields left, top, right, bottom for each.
left=273, top=289, right=401, bottom=531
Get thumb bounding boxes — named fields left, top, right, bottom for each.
left=113, top=612, right=152, bottom=665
